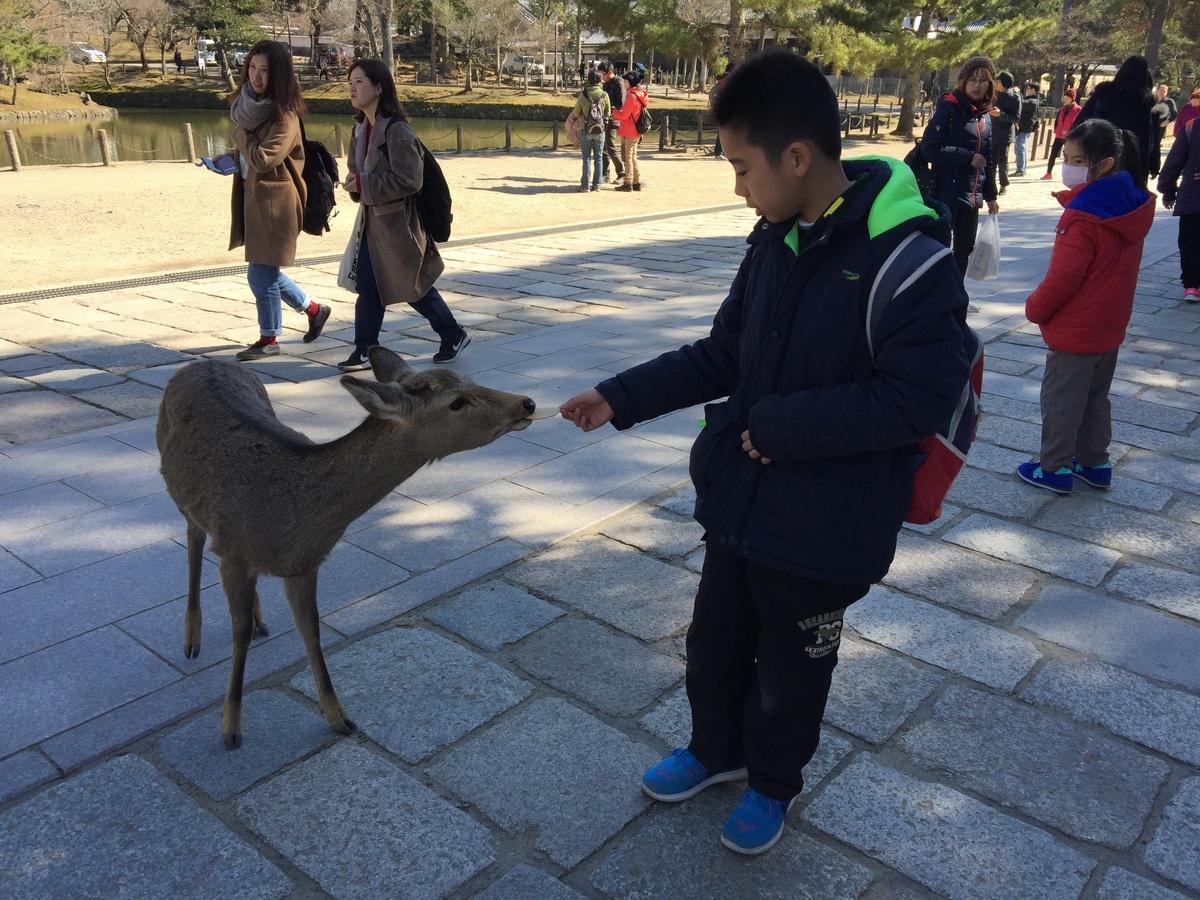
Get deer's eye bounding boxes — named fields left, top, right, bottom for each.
left=449, top=397, right=467, bottom=411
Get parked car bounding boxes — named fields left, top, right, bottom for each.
left=229, top=47, right=248, bottom=67
left=68, top=42, right=106, bottom=65
left=502, top=55, right=544, bottom=78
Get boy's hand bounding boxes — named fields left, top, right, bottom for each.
left=741, top=430, right=771, bottom=464
left=560, top=389, right=614, bottom=432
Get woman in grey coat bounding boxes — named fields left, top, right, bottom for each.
left=336, top=59, right=469, bottom=371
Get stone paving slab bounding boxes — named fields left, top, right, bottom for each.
left=511, top=617, right=683, bottom=716
left=0, top=388, right=126, bottom=444
left=1016, top=585, right=1200, bottom=692
left=847, top=586, right=1041, bottom=690
left=944, top=512, right=1121, bottom=586
left=291, top=626, right=531, bottom=763
left=896, top=685, right=1169, bottom=848
left=0, top=750, right=58, bottom=805
left=477, top=864, right=588, bottom=900
left=1143, top=777, right=1200, bottom=892
left=591, top=789, right=876, bottom=898
left=156, top=690, right=338, bottom=800
left=803, top=756, right=1097, bottom=900
left=824, top=637, right=942, bottom=743
left=237, top=741, right=493, bottom=900
left=1021, top=659, right=1200, bottom=767
left=422, top=578, right=565, bottom=651
left=429, top=697, right=659, bottom=868
left=0, top=754, right=292, bottom=899
left=1097, top=868, right=1193, bottom=900
left=1107, top=560, right=1200, bottom=621
left=883, top=531, right=1038, bottom=620
left=507, top=534, right=698, bottom=641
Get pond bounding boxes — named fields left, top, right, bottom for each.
left=1, top=108, right=565, bottom=167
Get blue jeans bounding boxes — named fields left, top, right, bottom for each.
left=353, top=234, right=460, bottom=353
left=246, top=263, right=308, bottom=337
left=1014, top=131, right=1030, bottom=173
left=580, top=131, right=604, bottom=189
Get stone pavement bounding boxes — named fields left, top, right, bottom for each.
left=1, top=174, right=1198, bottom=899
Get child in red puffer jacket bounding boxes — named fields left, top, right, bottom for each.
left=1018, top=118, right=1155, bottom=494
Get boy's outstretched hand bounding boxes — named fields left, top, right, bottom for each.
left=560, top=389, right=614, bottom=432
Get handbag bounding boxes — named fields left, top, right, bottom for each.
left=966, top=214, right=1001, bottom=281
left=564, top=113, right=580, bottom=148
left=337, top=204, right=366, bottom=292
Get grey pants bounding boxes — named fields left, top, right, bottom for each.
left=1039, top=347, right=1119, bottom=470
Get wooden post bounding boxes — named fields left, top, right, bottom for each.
left=696, top=114, right=703, bottom=146
left=97, top=129, right=112, bottom=166
left=658, top=117, right=666, bottom=151
left=551, top=121, right=558, bottom=150
left=4, top=130, right=19, bottom=171
left=505, top=121, right=512, bottom=151
left=334, top=123, right=345, bottom=158
left=456, top=124, right=463, bottom=153
left=182, top=123, right=196, bottom=163
left=670, top=116, right=678, bottom=146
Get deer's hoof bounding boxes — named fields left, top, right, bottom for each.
left=254, top=622, right=269, bottom=639
left=223, top=731, right=242, bottom=750
left=184, top=642, right=200, bottom=659
left=333, top=717, right=356, bottom=736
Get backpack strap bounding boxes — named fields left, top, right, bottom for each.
left=865, top=232, right=954, bottom=358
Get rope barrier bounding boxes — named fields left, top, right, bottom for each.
left=110, top=139, right=165, bottom=157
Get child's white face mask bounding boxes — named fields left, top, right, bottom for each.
left=1060, top=163, right=1090, bottom=188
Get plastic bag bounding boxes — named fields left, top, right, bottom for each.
left=966, top=214, right=1000, bottom=281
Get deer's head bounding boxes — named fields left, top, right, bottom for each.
left=340, top=346, right=536, bottom=456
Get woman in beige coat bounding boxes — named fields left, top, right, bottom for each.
left=225, top=40, right=331, bottom=360
left=335, top=58, right=469, bottom=371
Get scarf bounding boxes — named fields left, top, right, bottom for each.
left=230, top=82, right=276, bottom=132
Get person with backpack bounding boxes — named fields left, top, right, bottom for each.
left=611, top=69, right=649, bottom=192
left=1017, top=119, right=1155, bottom=493
left=920, top=56, right=1001, bottom=277
left=597, top=62, right=626, bottom=184
left=223, top=40, right=331, bottom=361
left=571, top=70, right=611, bottom=191
left=990, top=72, right=1021, bottom=193
left=1013, top=82, right=1040, bottom=176
left=335, top=59, right=469, bottom=371
left=1041, top=88, right=1082, bottom=179
left=559, top=50, right=972, bottom=856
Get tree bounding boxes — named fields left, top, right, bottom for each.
left=77, top=0, right=128, bottom=87
left=167, top=0, right=265, bottom=90
left=124, top=0, right=170, bottom=72
left=0, top=0, right=60, bottom=103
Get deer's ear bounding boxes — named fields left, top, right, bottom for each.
left=367, top=346, right=410, bottom=384
left=341, top=376, right=416, bottom=423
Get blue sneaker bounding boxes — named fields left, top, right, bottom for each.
left=1016, top=462, right=1073, bottom=494
left=1072, top=459, right=1112, bottom=489
left=641, top=748, right=747, bottom=802
left=720, top=788, right=797, bottom=855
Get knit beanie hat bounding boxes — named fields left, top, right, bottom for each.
left=1063, top=88, right=1076, bottom=101
left=958, top=56, right=996, bottom=83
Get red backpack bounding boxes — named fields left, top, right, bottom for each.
left=866, top=232, right=984, bottom=524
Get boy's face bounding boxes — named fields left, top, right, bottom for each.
left=719, top=125, right=809, bottom=224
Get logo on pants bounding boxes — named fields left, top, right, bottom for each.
left=798, top=610, right=845, bottom=659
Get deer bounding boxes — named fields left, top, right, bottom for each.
left=156, top=346, right=537, bottom=749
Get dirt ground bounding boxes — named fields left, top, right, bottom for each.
left=2, top=138, right=909, bottom=294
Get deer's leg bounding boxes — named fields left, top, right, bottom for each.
left=219, top=557, right=257, bottom=750
left=252, top=589, right=269, bottom=638
left=183, top=522, right=206, bottom=659
left=283, top=570, right=355, bottom=735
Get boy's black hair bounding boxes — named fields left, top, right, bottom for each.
left=712, top=50, right=840, bottom=163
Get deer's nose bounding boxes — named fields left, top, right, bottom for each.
left=523, top=398, right=536, bottom=414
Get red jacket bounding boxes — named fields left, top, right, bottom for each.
left=1025, top=171, right=1155, bottom=353
left=613, top=87, right=649, bottom=139
left=1053, top=101, right=1081, bottom=139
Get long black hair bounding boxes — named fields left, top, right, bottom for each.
left=347, top=58, right=408, bottom=123
left=231, top=40, right=306, bottom=120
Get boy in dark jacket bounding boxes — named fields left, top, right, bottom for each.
left=992, top=71, right=1021, bottom=192
left=1014, top=82, right=1040, bottom=175
left=560, top=50, right=972, bottom=856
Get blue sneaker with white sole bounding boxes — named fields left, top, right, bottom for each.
left=1017, top=462, right=1073, bottom=494
left=641, top=748, right=747, bottom=802
left=1072, top=459, right=1112, bottom=489
left=720, top=788, right=798, bottom=855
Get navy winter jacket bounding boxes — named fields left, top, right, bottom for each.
left=921, top=91, right=998, bottom=211
left=595, top=159, right=972, bottom=584
left=1157, top=120, right=1200, bottom=216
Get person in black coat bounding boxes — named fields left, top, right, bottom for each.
left=1014, top=82, right=1039, bottom=175
left=921, top=55, right=1001, bottom=276
left=1149, top=83, right=1178, bottom=178
left=991, top=71, right=1021, bottom=192
left=1074, top=55, right=1154, bottom=187
left=597, top=61, right=626, bottom=183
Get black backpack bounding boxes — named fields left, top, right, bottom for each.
left=379, top=121, right=453, bottom=243
left=634, top=97, right=652, bottom=135
left=298, top=120, right=338, bottom=236
left=415, top=140, right=453, bottom=243
left=903, top=138, right=936, bottom=198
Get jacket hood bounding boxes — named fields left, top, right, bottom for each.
left=944, top=90, right=988, bottom=118
left=1055, top=170, right=1156, bottom=237
left=583, top=84, right=604, bottom=100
